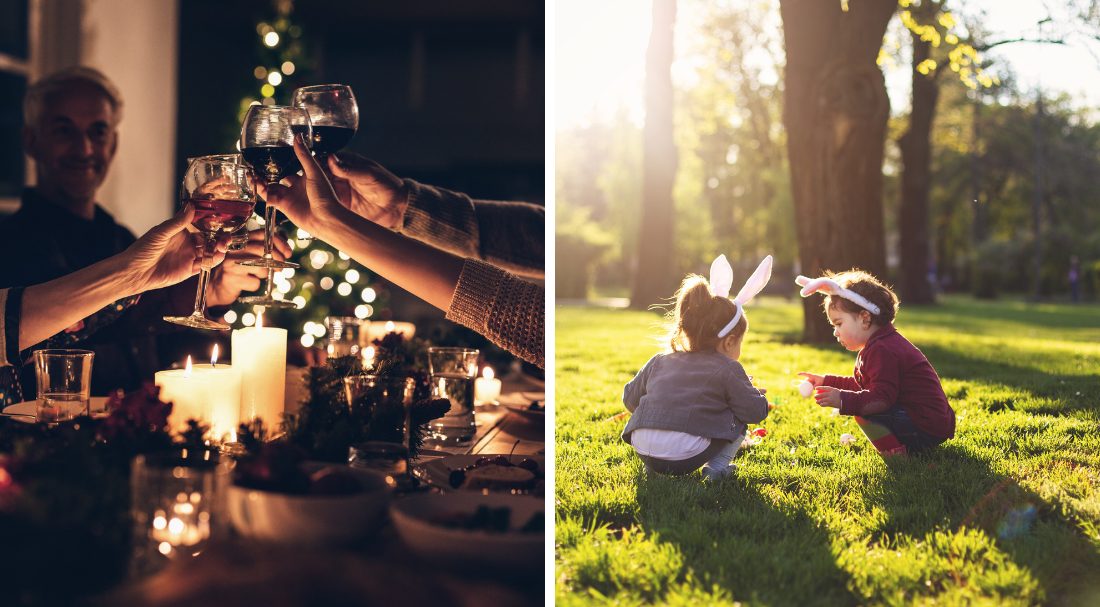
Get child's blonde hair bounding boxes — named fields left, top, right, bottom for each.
left=665, top=274, right=747, bottom=352
left=822, top=270, right=900, bottom=325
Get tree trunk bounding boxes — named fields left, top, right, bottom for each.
left=779, top=0, right=895, bottom=342
left=897, top=32, right=938, bottom=305
left=630, top=0, right=679, bottom=310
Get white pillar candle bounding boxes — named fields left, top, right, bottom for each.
left=474, top=366, right=502, bottom=405
left=155, top=354, right=243, bottom=441
left=232, top=315, right=287, bottom=431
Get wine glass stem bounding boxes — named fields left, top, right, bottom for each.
left=262, top=200, right=277, bottom=259
left=263, top=268, right=275, bottom=298
left=192, top=234, right=216, bottom=317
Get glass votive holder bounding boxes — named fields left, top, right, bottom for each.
left=130, top=447, right=230, bottom=577
left=324, top=316, right=366, bottom=358
left=344, top=374, right=415, bottom=476
left=33, top=349, right=94, bottom=422
left=426, top=347, right=479, bottom=446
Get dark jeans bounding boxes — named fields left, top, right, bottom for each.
left=638, top=438, right=734, bottom=476
left=864, top=408, right=945, bottom=454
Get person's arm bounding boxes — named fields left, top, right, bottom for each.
left=16, top=206, right=222, bottom=352
left=401, top=180, right=544, bottom=278
left=834, top=348, right=899, bottom=417
left=623, top=355, right=658, bottom=413
left=725, top=362, right=769, bottom=424
left=822, top=373, right=862, bottom=391
left=324, top=154, right=543, bottom=277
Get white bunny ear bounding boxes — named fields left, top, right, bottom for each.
left=732, top=255, right=773, bottom=305
left=797, top=276, right=838, bottom=298
left=709, top=255, right=734, bottom=298
left=795, top=275, right=811, bottom=288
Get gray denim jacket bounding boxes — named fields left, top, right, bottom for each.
left=622, top=350, right=768, bottom=444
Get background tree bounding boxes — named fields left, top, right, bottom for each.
left=779, top=0, right=896, bottom=342
left=630, top=0, right=679, bottom=310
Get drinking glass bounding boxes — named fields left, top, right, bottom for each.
left=130, top=447, right=229, bottom=576
left=426, top=347, right=479, bottom=446
left=164, top=155, right=256, bottom=330
left=238, top=105, right=311, bottom=309
left=292, top=84, right=359, bottom=161
left=33, top=349, right=94, bottom=422
left=344, top=374, right=415, bottom=476
left=324, top=316, right=366, bottom=357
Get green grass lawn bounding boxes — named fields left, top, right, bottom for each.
left=555, top=296, right=1100, bottom=606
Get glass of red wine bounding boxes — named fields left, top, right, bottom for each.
left=292, top=84, right=358, bottom=159
left=164, top=154, right=256, bottom=331
left=238, top=105, right=311, bottom=308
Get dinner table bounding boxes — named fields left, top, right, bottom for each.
left=102, top=367, right=547, bottom=607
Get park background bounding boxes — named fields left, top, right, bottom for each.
left=555, top=0, right=1100, bottom=604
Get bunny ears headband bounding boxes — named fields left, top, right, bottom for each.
left=710, top=254, right=773, bottom=338
left=795, top=275, right=881, bottom=315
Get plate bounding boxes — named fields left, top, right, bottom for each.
left=413, top=454, right=544, bottom=494
left=2, top=397, right=110, bottom=423
left=390, top=492, right=543, bottom=572
left=497, top=391, right=545, bottom=421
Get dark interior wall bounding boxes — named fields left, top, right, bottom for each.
left=176, top=0, right=544, bottom=204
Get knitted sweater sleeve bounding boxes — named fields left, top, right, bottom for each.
left=446, top=259, right=544, bottom=368
left=401, top=179, right=544, bottom=277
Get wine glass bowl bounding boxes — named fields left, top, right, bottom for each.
left=292, top=84, right=359, bottom=158
left=164, top=155, right=256, bottom=331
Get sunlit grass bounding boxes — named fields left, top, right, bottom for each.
left=556, top=296, right=1100, bottom=605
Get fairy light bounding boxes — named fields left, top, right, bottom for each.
left=320, top=277, right=334, bottom=290
left=263, top=31, right=280, bottom=47
left=281, top=61, right=296, bottom=75
left=267, top=71, right=283, bottom=86
left=337, top=282, right=352, bottom=296
left=223, top=310, right=238, bottom=324
left=360, top=287, right=376, bottom=303
left=345, top=269, right=360, bottom=284
left=300, top=334, right=315, bottom=348
left=354, top=305, right=369, bottom=319
left=242, top=312, right=256, bottom=327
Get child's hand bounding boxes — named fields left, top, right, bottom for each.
left=814, top=386, right=841, bottom=408
left=797, top=372, right=824, bottom=388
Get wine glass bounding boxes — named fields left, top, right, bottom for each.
left=238, top=105, right=311, bottom=308
left=292, top=84, right=359, bottom=160
left=164, top=155, right=256, bottom=331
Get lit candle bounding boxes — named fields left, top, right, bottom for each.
left=150, top=492, right=210, bottom=555
left=156, top=356, right=211, bottom=433
left=474, top=366, right=502, bottom=406
left=366, top=320, right=416, bottom=343
left=156, top=349, right=243, bottom=440
left=231, top=311, right=287, bottom=430
left=362, top=345, right=376, bottom=370
left=189, top=345, right=242, bottom=442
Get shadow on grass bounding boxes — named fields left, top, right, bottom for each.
left=868, top=445, right=1100, bottom=605
left=631, top=467, right=861, bottom=606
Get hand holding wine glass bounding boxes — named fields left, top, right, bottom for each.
left=324, top=153, right=407, bottom=229
left=122, top=205, right=230, bottom=292
left=164, top=155, right=257, bottom=330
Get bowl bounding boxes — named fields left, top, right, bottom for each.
left=390, top=492, right=543, bottom=572
left=227, top=464, right=390, bottom=545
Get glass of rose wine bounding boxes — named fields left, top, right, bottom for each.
left=164, top=154, right=256, bottom=331
left=292, top=84, right=359, bottom=160
left=238, top=105, right=311, bottom=308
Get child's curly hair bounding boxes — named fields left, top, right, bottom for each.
left=822, top=270, right=900, bottom=326
left=665, top=275, right=747, bottom=352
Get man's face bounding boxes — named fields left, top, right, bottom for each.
left=24, top=83, right=118, bottom=203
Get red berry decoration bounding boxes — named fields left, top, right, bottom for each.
left=753, top=427, right=767, bottom=437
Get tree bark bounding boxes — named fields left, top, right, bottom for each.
left=630, top=0, right=679, bottom=310
left=897, top=30, right=938, bottom=305
left=779, top=0, right=895, bottom=342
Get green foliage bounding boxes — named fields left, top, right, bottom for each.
left=556, top=298, right=1100, bottom=605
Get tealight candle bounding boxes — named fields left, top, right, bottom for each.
left=474, top=366, right=502, bottom=406
left=232, top=311, right=287, bottom=430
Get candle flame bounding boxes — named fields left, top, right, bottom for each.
left=256, top=309, right=264, bottom=329
left=211, top=344, right=219, bottom=366
left=184, top=355, right=193, bottom=377
left=362, top=346, right=376, bottom=366
left=385, top=320, right=395, bottom=332
left=484, top=366, right=495, bottom=380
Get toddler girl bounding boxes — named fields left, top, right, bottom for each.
left=622, top=255, right=771, bottom=481
left=796, top=271, right=955, bottom=457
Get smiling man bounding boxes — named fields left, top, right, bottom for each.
left=0, top=66, right=281, bottom=404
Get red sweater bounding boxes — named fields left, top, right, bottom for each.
left=824, top=325, right=955, bottom=440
